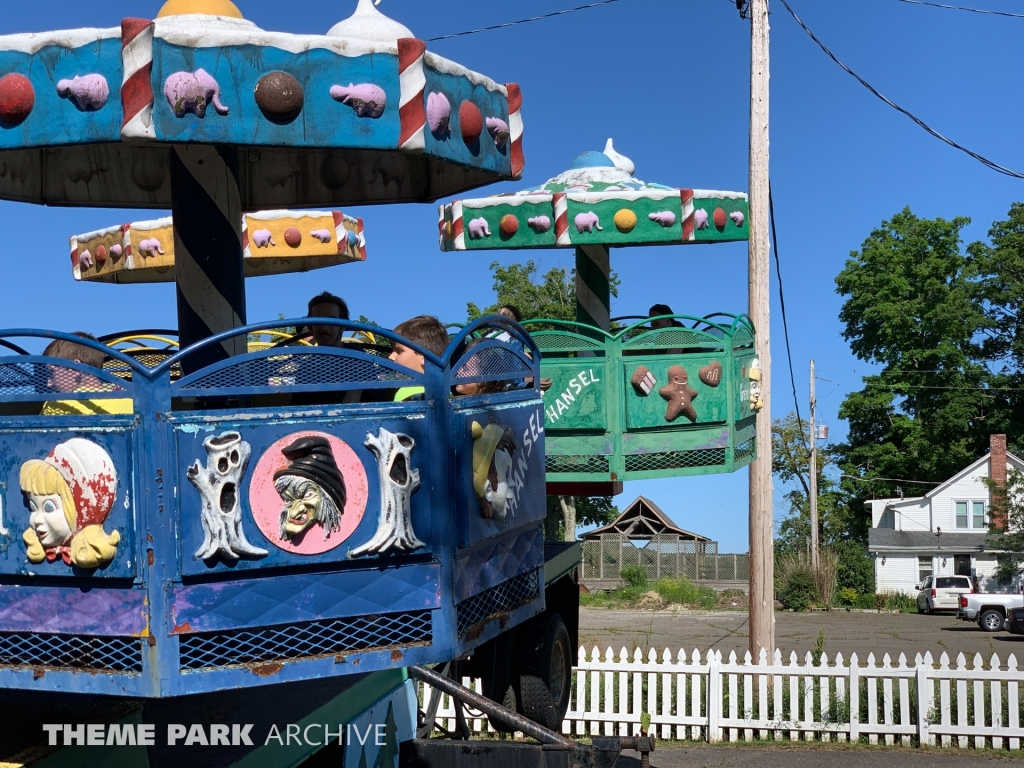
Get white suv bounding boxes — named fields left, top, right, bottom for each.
left=916, top=575, right=973, bottom=613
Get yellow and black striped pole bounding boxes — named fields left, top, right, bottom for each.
left=170, top=145, right=247, bottom=372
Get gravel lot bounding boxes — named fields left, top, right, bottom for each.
left=580, top=607, right=1024, bottom=660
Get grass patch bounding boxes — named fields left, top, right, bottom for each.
left=580, top=576, right=718, bottom=610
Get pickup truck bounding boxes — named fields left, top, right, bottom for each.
left=957, top=592, right=1023, bottom=631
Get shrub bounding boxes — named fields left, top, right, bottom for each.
left=620, top=565, right=648, bottom=588
left=882, top=591, right=915, bottom=612
left=653, top=577, right=718, bottom=609
left=852, top=592, right=877, bottom=609
left=834, top=540, right=875, bottom=595
left=838, top=587, right=858, bottom=605
left=779, top=568, right=817, bottom=611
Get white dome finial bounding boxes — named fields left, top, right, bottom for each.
left=328, top=0, right=414, bottom=41
left=603, top=138, right=635, bottom=176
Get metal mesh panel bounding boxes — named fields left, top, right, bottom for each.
left=530, top=332, right=603, bottom=352
left=580, top=536, right=730, bottom=583
left=734, top=439, right=755, bottom=462
left=0, top=632, right=143, bottom=673
left=178, top=610, right=432, bottom=670
left=179, top=352, right=412, bottom=391
left=622, top=328, right=722, bottom=350
left=456, top=570, right=540, bottom=637
left=454, top=346, right=531, bottom=378
left=546, top=454, right=610, bottom=474
left=0, top=362, right=126, bottom=396
left=732, top=328, right=754, bottom=347
left=624, top=448, right=726, bottom=472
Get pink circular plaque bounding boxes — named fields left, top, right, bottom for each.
left=248, top=431, right=369, bottom=555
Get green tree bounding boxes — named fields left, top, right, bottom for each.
left=544, top=495, right=618, bottom=541
left=835, top=207, right=994, bottom=520
left=467, top=259, right=619, bottom=322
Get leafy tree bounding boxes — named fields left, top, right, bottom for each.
left=835, top=207, right=995, bottom=522
left=545, top=495, right=618, bottom=541
left=467, top=259, right=619, bottom=322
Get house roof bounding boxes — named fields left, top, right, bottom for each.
left=582, top=496, right=711, bottom=541
left=869, top=529, right=996, bottom=552
left=866, top=450, right=1023, bottom=509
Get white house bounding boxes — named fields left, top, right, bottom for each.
left=867, top=435, right=1023, bottom=594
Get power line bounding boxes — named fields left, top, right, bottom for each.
left=842, top=474, right=942, bottom=486
left=427, top=0, right=623, bottom=41
left=778, top=0, right=1024, bottom=180
left=898, top=0, right=1024, bottom=19
left=769, top=183, right=806, bottom=439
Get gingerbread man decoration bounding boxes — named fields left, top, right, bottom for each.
left=659, top=365, right=698, bottom=423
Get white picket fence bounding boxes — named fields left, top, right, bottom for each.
left=422, top=646, right=1024, bottom=751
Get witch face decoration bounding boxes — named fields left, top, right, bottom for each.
left=20, top=438, right=120, bottom=569
left=274, top=436, right=346, bottom=542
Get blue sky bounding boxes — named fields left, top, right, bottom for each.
left=2, top=0, right=1021, bottom=552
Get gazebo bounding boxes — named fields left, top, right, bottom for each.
left=582, top=495, right=710, bottom=542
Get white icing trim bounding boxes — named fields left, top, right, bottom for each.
left=0, top=27, right=119, bottom=55
left=425, top=52, right=505, bottom=95
left=464, top=194, right=550, bottom=209
left=74, top=223, right=128, bottom=242
left=691, top=190, right=749, bottom=201
left=131, top=217, right=174, bottom=232
left=568, top=190, right=681, bottom=204
left=245, top=209, right=336, bottom=221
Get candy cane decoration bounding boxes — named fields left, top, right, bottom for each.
left=241, top=216, right=252, bottom=259
left=120, top=18, right=155, bottom=139
left=121, top=223, right=134, bottom=269
left=553, top=192, right=571, bottom=246
left=398, top=38, right=427, bottom=153
left=681, top=188, right=695, bottom=242
left=506, top=83, right=525, bottom=179
left=332, top=211, right=346, bottom=254
left=69, top=235, right=81, bottom=280
left=451, top=201, right=465, bottom=250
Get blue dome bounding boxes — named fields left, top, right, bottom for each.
left=569, top=151, right=615, bottom=170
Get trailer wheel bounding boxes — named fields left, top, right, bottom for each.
left=519, top=613, right=572, bottom=731
left=980, top=609, right=1006, bottom=632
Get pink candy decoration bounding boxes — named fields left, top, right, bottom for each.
left=730, top=211, right=745, bottom=228
left=574, top=212, right=603, bottom=234
left=79, top=249, right=94, bottom=269
left=528, top=216, right=551, bottom=233
left=252, top=229, right=275, bottom=248
left=485, top=117, right=510, bottom=147
left=694, top=209, right=709, bottom=230
left=310, top=229, right=332, bottom=243
left=427, top=92, right=451, bottom=136
left=138, top=238, right=164, bottom=256
left=110, top=243, right=123, bottom=260
left=468, top=218, right=491, bottom=239
left=163, top=69, right=228, bottom=118
left=649, top=211, right=677, bottom=227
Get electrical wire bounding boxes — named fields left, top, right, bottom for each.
left=427, top=0, right=623, bottom=41
left=769, top=184, right=807, bottom=441
left=778, top=0, right=1024, bottom=180
left=898, top=0, right=1024, bottom=19
left=842, top=474, right=942, bottom=486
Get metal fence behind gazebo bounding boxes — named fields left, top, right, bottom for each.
left=580, top=534, right=748, bottom=589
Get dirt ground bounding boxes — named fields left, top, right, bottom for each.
left=579, top=607, right=1024, bottom=661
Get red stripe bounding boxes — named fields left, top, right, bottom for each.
left=510, top=138, right=525, bottom=178
left=505, top=83, right=522, bottom=114
left=241, top=226, right=249, bottom=251
left=356, top=217, right=366, bottom=259
left=332, top=211, right=343, bottom=227
left=399, top=96, right=425, bottom=147
left=121, top=67, right=153, bottom=129
left=398, top=38, right=427, bottom=73
left=553, top=193, right=568, bottom=239
left=452, top=215, right=464, bottom=238
left=681, top=189, right=694, bottom=241
left=70, top=247, right=79, bottom=269
left=120, top=17, right=153, bottom=48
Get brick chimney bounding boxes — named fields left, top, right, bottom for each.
left=991, top=434, right=1008, bottom=530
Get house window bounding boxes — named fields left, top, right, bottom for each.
left=973, top=501, right=986, bottom=530
left=955, top=501, right=987, bottom=529
left=918, top=556, right=933, bottom=583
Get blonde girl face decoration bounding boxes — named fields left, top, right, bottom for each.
left=20, top=438, right=120, bottom=569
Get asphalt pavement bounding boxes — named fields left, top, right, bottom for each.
left=617, top=745, right=1024, bottom=767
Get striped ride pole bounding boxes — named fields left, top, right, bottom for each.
left=170, top=144, right=247, bottom=373
left=575, top=245, right=611, bottom=332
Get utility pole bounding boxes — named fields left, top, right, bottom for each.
left=747, top=0, right=774, bottom=659
left=809, top=359, right=819, bottom=571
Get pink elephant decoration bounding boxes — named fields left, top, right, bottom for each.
left=310, top=229, right=332, bottom=243
left=138, top=238, right=165, bottom=256
left=730, top=211, right=745, bottom=228
left=574, top=212, right=603, bottom=234
left=694, top=209, right=709, bottom=230
left=79, top=249, right=94, bottom=269
left=468, top=218, right=491, bottom=239
left=252, top=229, right=275, bottom=248
left=164, top=69, right=229, bottom=118
left=330, top=83, right=386, bottom=119
left=649, top=211, right=677, bottom=227
left=56, top=74, right=109, bottom=112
